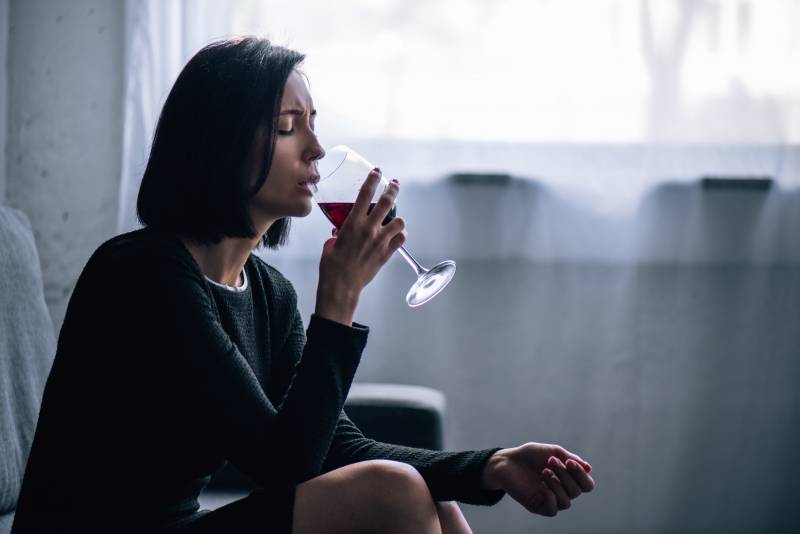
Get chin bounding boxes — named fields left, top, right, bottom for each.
left=297, top=200, right=314, bottom=217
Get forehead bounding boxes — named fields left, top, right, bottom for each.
left=281, top=70, right=313, bottom=110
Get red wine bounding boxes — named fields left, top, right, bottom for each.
left=319, top=202, right=397, bottom=229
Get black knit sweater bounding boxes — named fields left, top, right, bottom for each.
left=11, top=228, right=504, bottom=533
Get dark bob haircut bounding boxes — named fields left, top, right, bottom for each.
left=137, top=37, right=305, bottom=249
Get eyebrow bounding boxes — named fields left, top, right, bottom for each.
left=279, top=108, right=317, bottom=116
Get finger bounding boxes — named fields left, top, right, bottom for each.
left=540, top=482, right=558, bottom=517
left=381, top=225, right=407, bottom=262
left=566, top=458, right=596, bottom=492
left=547, top=457, right=583, bottom=498
left=542, top=468, right=571, bottom=510
left=368, top=179, right=399, bottom=227
left=352, top=168, right=382, bottom=216
left=569, top=455, right=592, bottom=473
left=321, top=236, right=337, bottom=255
left=527, top=490, right=545, bottom=512
left=380, top=216, right=405, bottom=241
left=555, top=447, right=593, bottom=473
left=525, top=484, right=555, bottom=517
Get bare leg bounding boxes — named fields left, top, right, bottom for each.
left=435, top=501, right=474, bottom=534
left=292, top=460, right=442, bottom=534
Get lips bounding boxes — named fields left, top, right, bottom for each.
left=298, top=175, right=319, bottom=194
left=298, top=174, right=319, bottom=192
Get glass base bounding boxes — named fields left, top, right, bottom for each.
left=406, top=260, right=457, bottom=307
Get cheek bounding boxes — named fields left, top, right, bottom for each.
left=254, top=166, right=305, bottom=207
left=266, top=145, right=294, bottom=183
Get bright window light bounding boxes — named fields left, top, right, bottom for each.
left=226, top=0, right=799, bottom=144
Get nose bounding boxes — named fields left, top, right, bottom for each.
left=305, top=132, right=325, bottom=164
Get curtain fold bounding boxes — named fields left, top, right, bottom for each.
left=117, top=0, right=234, bottom=233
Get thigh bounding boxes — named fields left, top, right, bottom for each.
left=167, top=460, right=431, bottom=534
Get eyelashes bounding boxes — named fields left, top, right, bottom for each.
left=277, top=126, right=315, bottom=136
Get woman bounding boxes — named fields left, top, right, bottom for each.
left=12, top=37, right=595, bottom=534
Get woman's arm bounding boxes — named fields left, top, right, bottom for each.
left=320, top=411, right=506, bottom=506
left=123, top=260, right=367, bottom=488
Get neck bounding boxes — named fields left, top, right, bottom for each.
left=179, top=211, right=278, bottom=285
left=180, top=234, right=262, bottom=287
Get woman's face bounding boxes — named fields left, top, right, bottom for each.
left=247, top=69, right=324, bottom=229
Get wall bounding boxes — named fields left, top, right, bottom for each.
left=5, top=0, right=123, bottom=329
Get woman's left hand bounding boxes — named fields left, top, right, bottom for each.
left=482, top=442, right=595, bottom=517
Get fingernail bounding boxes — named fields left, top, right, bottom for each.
left=372, top=167, right=381, bottom=175
left=391, top=178, right=399, bottom=184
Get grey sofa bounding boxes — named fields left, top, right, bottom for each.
left=0, top=204, right=445, bottom=529
left=0, top=207, right=57, bottom=533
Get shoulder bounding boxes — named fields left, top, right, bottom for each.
left=84, top=228, right=206, bottom=299
left=91, top=228, right=199, bottom=276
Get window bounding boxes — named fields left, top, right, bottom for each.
left=118, top=0, right=799, bottom=233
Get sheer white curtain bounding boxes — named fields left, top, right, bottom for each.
left=117, top=0, right=800, bottom=234
left=117, top=0, right=235, bottom=233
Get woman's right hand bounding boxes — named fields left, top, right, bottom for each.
left=315, top=168, right=406, bottom=326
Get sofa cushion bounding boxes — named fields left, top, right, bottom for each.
left=0, top=206, right=56, bottom=522
left=0, top=514, right=12, bottom=534
left=344, top=383, right=446, bottom=450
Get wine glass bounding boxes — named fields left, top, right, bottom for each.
left=313, top=145, right=456, bottom=307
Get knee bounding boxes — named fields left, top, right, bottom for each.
left=293, top=460, right=440, bottom=534
left=356, top=460, right=438, bottom=526
left=361, top=460, right=432, bottom=505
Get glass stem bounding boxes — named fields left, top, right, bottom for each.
left=398, top=245, right=427, bottom=277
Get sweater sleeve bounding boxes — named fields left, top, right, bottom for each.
left=321, top=411, right=506, bottom=506
left=122, top=254, right=369, bottom=488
